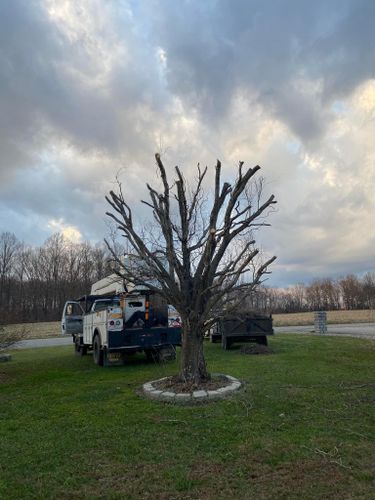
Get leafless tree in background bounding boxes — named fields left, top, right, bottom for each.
left=0, top=233, right=113, bottom=324
left=0, top=232, right=20, bottom=315
left=362, top=272, right=375, bottom=309
left=106, top=153, right=277, bottom=384
left=339, top=274, right=363, bottom=310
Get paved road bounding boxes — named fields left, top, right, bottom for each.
left=275, top=322, right=375, bottom=339
left=14, top=336, right=73, bottom=349
left=12, top=322, right=375, bottom=349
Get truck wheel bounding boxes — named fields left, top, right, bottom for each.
left=74, top=336, right=87, bottom=356
left=93, top=335, right=104, bottom=366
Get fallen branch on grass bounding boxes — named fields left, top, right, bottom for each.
left=302, top=445, right=352, bottom=470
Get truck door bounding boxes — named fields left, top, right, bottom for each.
left=61, top=301, right=84, bottom=335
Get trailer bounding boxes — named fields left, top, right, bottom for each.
left=61, top=276, right=181, bottom=366
left=210, top=314, right=274, bottom=350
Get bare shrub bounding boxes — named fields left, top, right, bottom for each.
left=0, top=325, right=28, bottom=352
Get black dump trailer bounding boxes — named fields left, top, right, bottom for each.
left=210, top=314, right=274, bottom=350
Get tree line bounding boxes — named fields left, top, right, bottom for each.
left=245, top=274, right=375, bottom=313
left=0, top=232, right=113, bottom=324
left=1, top=230, right=374, bottom=324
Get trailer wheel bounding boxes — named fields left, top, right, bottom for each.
left=93, top=334, right=104, bottom=366
left=159, top=345, right=176, bottom=362
left=256, top=336, right=268, bottom=346
left=222, top=337, right=231, bottom=350
left=145, top=349, right=156, bottom=362
left=145, top=346, right=176, bottom=363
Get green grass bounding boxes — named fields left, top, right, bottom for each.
left=0, top=336, right=374, bottom=499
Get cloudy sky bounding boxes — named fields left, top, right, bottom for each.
left=1, top=0, right=374, bottom=286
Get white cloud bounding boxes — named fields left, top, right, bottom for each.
left=47, top=218, right=83, bottom=242
left=1, top=0, right=375, bottom=286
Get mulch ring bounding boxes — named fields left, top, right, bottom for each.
left=240, top=344, right=274, bottom=355
left=153, top=374, right=229, bottom=394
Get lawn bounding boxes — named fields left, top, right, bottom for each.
left=0, top=336, right=374, bottom=499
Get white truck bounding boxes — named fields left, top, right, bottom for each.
left=61, top=275, right=181, bottom=366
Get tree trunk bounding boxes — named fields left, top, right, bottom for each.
left=179, top=317, right=209, bottom=384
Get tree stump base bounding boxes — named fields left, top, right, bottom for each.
left=142, top=373, right=241, bottom=404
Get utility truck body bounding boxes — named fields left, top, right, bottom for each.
left=62, top=275, right=181, bottom=366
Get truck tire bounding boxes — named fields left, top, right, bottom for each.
left=93, top=334, right=104, bottom=366
left=74, top=336, right=87, bottom=356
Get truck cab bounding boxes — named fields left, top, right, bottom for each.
left=61, top=301, right=84, bottom=335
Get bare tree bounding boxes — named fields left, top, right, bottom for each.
left=340, top=274, right=362, bottom=310
left=362, top=272, right=375, bottom=309
left=0, top=233, right=19, bottom=279
left=105, top=154, right=276, bottom=384
left=0, top=232, right=111, bottom=324
left=0, top=233, right=20, bottom=310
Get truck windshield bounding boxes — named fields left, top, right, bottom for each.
left=93, top=299, right=120, bottom=312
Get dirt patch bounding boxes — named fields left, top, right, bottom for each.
left=188, top=457, right=349, bottom=500
left=153, top=374, right=229, bottom=393
left=0, top=372, right=11, bottom=384
left=58, top=454, right=170, bottom=500
left=240, top=344, right=274, bottom=355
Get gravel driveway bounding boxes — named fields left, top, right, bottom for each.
left=275, top=322, right=375, bottom=340
left=14, top=336, right=73, bottom=349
